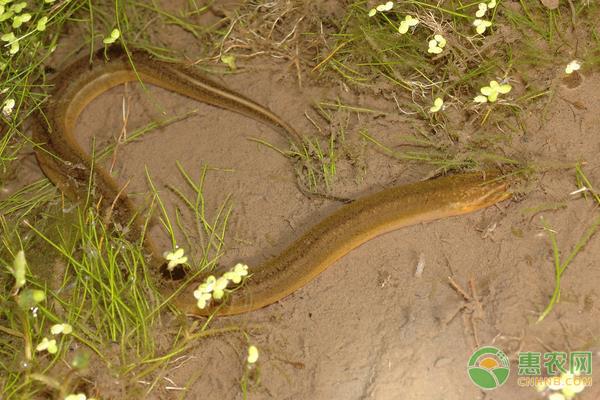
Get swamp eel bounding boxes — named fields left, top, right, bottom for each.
left=32, top=46, right=511, bottom=317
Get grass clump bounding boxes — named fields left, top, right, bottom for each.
left=0, top=164, right=237, bottom=398
left=304, top=1, right=600, bottom=174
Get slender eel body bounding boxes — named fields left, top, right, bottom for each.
left=33, top=47, right=512, bottom=317
left=32, top=46, right=301, bottom=260
left=184, top=171, right=510, bottom=316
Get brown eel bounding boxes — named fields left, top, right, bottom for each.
left=32, top=46, right=511, bottom=317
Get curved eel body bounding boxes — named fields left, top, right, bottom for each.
left=33, top=46, right=511, bottom=317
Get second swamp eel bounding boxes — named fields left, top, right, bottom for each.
left=32, top=46, right=512, bottom=316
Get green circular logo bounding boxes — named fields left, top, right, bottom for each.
left=467, top=346, right=510, bottom=390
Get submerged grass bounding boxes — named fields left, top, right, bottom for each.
left=537, top=166, right=600, bottom=323
left=1, top=163, right=236, bottom=397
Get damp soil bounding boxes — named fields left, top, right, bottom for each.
left=7, top=4, right=600, bottom=400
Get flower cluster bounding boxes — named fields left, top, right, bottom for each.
left=1, top=0, right=54, bottom=55
left=50, top=323, right=73, bottom=335
left=36, top=323, right=73, bottom=355
left=368, top=1, right=393, bottom=17
left=364, top=1, right=513, bottom=111
left=366, top=2, right=420, bottom=35
left=36, top=337, right=57, bottom=354
left=193, top=263, right=249, bottom=309
left=473, top=0, right=497, bottom=34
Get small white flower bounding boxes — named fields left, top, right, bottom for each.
left=10, top=250, right=26, bottom=289
left=193, top=287, right=206, bottom=299
left=428, top=41, right=442, bottom=54
left=1, top=32, right=19, bottom=55
left=548, top=393, right=565, bottom=400
left=212, top=276, right=229, bottom=300
left=204, top=275, right=217, bottom=290
left=376, top=1, right=394, bottom=12
left=474, top=80, right=512, bottom=103
left=565, top=60, right=581, bottom=74
left=36, top=16, right=48, bottom=31
left=12, top=13, right=31, bottom=28
left=195, top=292, right=211, bottom=309
left=103, top=28, right=120, bottom=44
left=427, top=34, right=446, bottom=54
left=247, top=345, right=259, bottom=364
left=473, top=19, right=492, bottom=34
left=64, top=394, right=87, bottom=400
left=2, top=98, right=15, bottom=116
left=194, top=274, right=220, bottom=309
left=195, top=275, right=216, bottom=294
left=10, top=2, right=27, bottom=13
left=233, top=263, right=249, bottom=277
left=222, top=263, right=249, bottom=284
left=31, top=290, right=46, bottom=303
left=36, top=337, right=57, bottom=354
left=475, top=3, right=488, bottom=18
left=9, top=41, right=19, bottom=54
left=429, top=97, right=444, bottom=113
left=223, top=271, right=239, bottom=283
left=478, top=80, right=512, bottom=102
left=487, top=0, right=497, bottom=8
left=163, top=247, right=188, bottom=271
left=50, top=323, right=73, bottom=335
left=398, top=15, right=419, bottom=34
left=434, top=34, right=446, bottom=48
left=368, top=1, right=393, bottom=16
left=0, top=9, right=12, bottom=22
left=427, top=42, right=442, bottom=54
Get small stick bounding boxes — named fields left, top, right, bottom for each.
left=448, top=276, right=471, bottom=301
